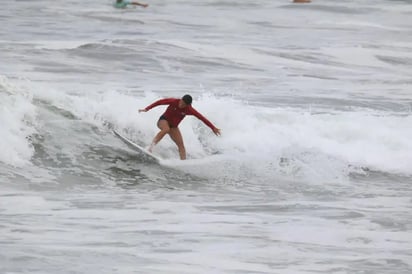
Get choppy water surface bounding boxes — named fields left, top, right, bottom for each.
left=1, top=0, right=412, bottom=273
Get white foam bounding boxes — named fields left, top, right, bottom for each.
left=37, top=89, right=412, bottom=178
left=182, top=95, right=412, bottom=177
left=0, top=76, right=37, bottom=167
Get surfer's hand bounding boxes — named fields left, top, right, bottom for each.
left=139, top=109, right=147, bottom=113
left=213, top=128, right=221, bottom=136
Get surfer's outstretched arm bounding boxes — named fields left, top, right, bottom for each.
left=189, top=107, right=221, bottom=136
left=131, top=1, right=148, bottom=8
left=139, top=98, right=175, bottom=113
left=212, top=127, right=221, bottom=136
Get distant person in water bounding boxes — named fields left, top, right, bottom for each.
left=139, top=95, right=221, bottom=160
left=114, top=0, right=148, bottom=9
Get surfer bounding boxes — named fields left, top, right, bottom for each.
left=114, top=0, right=148, bottom=8
left=139, top=95, right=221, bottom=160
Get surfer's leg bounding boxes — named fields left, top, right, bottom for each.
left=149, top=120, right=170, bottom=152
left=169, top=127, right=186, bottom=160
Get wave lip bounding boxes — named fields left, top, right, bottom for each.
left=0, top=76, right=37, bottom=167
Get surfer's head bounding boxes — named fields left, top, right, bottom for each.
left=179, top=94, right=192, bottom=108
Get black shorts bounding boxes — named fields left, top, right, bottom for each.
left=158, top=115, right=176, bottom=128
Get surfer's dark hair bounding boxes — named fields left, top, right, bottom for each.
left=182, top=94, right=192, bottom=105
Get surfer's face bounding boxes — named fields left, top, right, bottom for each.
left=178, top=99, right=187, bottom=108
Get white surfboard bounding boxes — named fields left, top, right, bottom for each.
left=113, top=129, right=161, bottom=164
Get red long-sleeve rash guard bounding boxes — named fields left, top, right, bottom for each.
left=144, top=98, right=217, bottom=130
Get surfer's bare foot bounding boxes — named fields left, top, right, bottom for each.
left=148, top=143, right=155, bottom=153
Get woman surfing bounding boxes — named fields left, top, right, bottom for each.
left=139, top=95, right=221, bottom=160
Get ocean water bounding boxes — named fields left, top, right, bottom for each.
left=1, top=0, right=412, bottom=273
